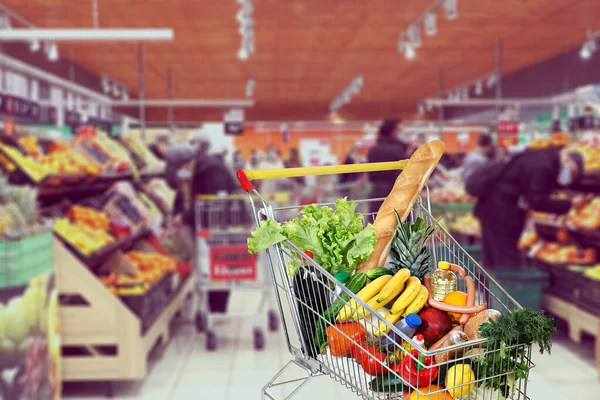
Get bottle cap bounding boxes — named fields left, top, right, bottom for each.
left=405, top=313, right=422, bottom=329
left=304, top=251, right=314, bottom=260
left=414, top=333, right=424, bottom=342
left=334, top=272, right=350, bottom=284
left=438, top=261, right=450, bottom=270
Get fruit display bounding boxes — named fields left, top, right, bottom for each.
left=429, top=186, right=473, bottom=203
left=39, top=149, right=102, bottom=176
left=0, top=273, right=59, bottom=400
left=449, top=214, right=480, bottom=237
left=0, top=176, right=40, bottom=236
left=529, top=133, right=571, bottom=150
left=17, top=136, right=42, bottom=158
left=533, top=242, right=596, bottom=265
left=126, top=251, right=177, bottom=274
left=67, top=205, right=110, bottom=231
left=566, top=196, right=600, bottom=230
left=53, top=218, right=114, bottom=255
left=73, top=127, right=132, bottom=173
left=144, top=179, right=176, bottom=210
left=518, top=230, right=539, bottom=250
left=0, top=144, right=46, bottom=182
left=565, top=142, right=600, bottom=171
left=121, top=135, right=165, bottom=173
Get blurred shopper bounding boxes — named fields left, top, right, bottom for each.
left=367, top=119, right=407, bottom=214
left=178, top=144, right=240, bottom=314
left=259, top=147, right=285, bottom=196
left=148, top=132, right=171, bottom=160
left=232, top=150, right=247, bottom=172
left=461, top=134, right=495, bottom=183
left=339, top=146, right=364, bottom=198
left=249, top=149, right=262, bottom=169
left=284, top=147, right=305, bottom=186
left=468, top=148, right=585, bottom=269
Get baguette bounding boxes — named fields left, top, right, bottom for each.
left=357, top=140, right=445, bottom=273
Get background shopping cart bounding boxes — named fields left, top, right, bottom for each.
left=194, top=193, right=279, bottom=351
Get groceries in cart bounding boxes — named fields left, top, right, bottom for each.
left=241, top=141, right=558, bottom=399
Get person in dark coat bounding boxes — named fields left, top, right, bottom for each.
left=179, top=149, right=241, bottom=314
left=475, top=148, right=585, bottom=269
left=367, top=119, right=407, bottom=214
left=148, top=132, right=171, bottom=160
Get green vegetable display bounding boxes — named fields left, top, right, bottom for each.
left=472, top=308, right=558, bottom=397
left=248, top=198, right=376, bottom=275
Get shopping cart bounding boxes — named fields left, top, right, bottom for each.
left=194, top=193, right=279, bottom=351
left=236, top=161, right=535, bottom=400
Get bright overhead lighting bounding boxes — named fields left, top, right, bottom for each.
left=475, top=80, right=483, bottom=95
left=45, top=42, right=59, bottom=62
left=417, top=103, right=425, bottom=115
left=238, top=47, right=249, bottom=61
left=0, top=14, right=11, bottom=30
left=486, top=73, right=497, bottom=88
left=580, top=43, right=592, bottom=60
left=405, top=43, right=416, bottom=59
left=29, top=39, right=40, bottom=52
left=245, top=77, right=255, bottom=97
left=0, top=29, right=174, bottom=42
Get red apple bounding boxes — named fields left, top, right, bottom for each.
left=416, top=307, right=454, bottom=346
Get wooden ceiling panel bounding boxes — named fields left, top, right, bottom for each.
left=2, top=0, right=600, bottom=120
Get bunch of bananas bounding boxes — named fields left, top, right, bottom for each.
left=335, top=269, right=429, bottom=337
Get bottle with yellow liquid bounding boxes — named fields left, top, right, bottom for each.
left=430, top=261, right=457, bottom=301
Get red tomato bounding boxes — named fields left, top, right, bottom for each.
left=352, top=344, right=388, bottom=376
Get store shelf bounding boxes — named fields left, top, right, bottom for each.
left=55, top=238, right=195, bottom=382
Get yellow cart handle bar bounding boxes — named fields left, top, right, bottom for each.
left=236, top=159, right=408, bottom=191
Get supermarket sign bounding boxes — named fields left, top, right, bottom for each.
left=497, top=121, right=519, bottom=134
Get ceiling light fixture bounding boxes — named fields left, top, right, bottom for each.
left=443, top=0, right=458, bottom=20
left=475, top=80, right=483, bottom=95
left=29, top=39, right=40, bottom=52
left=329, top=74, right=364, bottom=114
left=396, top=0, right=458, bottom=58
left=245, top=77, right=255, bottom=97
left=0, top=28, right=174, bottom=41
left=45, top=42, right=59, bottom=61
left=236, top=0, right=255, bottom=61
left=580, top=30, right=598, bottom=60
left=424, top=12, right=437, bottom=36
left=404, top=43, right=416, bottom=59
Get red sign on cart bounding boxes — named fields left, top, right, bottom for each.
left=209, top=246, right=257, bottom=281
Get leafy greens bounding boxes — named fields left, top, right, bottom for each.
left=247, top=198, right=376, bottom=274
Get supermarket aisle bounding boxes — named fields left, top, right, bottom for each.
left=63, top=291, right=600, bottom=399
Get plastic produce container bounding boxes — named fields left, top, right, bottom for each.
left=0, top=231, right=53, bottom=288
left=489, top=268, right=549, bottom=310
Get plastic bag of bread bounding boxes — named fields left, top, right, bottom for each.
left=433, top=330, right=469, bottom=364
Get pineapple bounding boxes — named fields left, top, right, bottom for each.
left=9, top=186, right=38, bottom=226
left=4, top=202, right=26, bottom=231
left=389, top=210, right=436, bottom=282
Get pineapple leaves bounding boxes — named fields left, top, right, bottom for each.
left=389, top=210, right=436, bottom=281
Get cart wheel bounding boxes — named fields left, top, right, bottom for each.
left=268, top=310, right=279, bottom=332
left=206, top=331, right=217, bottom=351
left=253, top=328, right=265, bottom=351
left=195, top=312, right=207, bottom=333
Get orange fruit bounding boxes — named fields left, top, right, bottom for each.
left=442, top=291, right=468, bottom=323
left=409, top=385, right=453, bottom=400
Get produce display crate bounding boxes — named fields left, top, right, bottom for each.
left=0, top=230, right=53, bottom=288
left=569, top=227, right=600, bottom=249
left=576, top=275, right=600, bottom=317
left=119, top=273, right=171, bottom=334
left=532, top=258, right=585, bottom=302
left=534, top=220, right=564, bottom=242
left=489, top=267, right=549, bottom=310
left=55, top=238, right=195, bottom=382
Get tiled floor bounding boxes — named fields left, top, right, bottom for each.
left=62, top=292, right=599, bottom=399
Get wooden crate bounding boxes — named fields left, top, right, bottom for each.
left=543, top=293, right=600, bottom=381
left=55, top=239, right=194, bottom=381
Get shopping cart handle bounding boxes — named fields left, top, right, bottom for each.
left=236, top=160, right=409, bottom=190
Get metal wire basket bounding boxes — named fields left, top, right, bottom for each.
left=237, top=162, right=535, bottom=400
